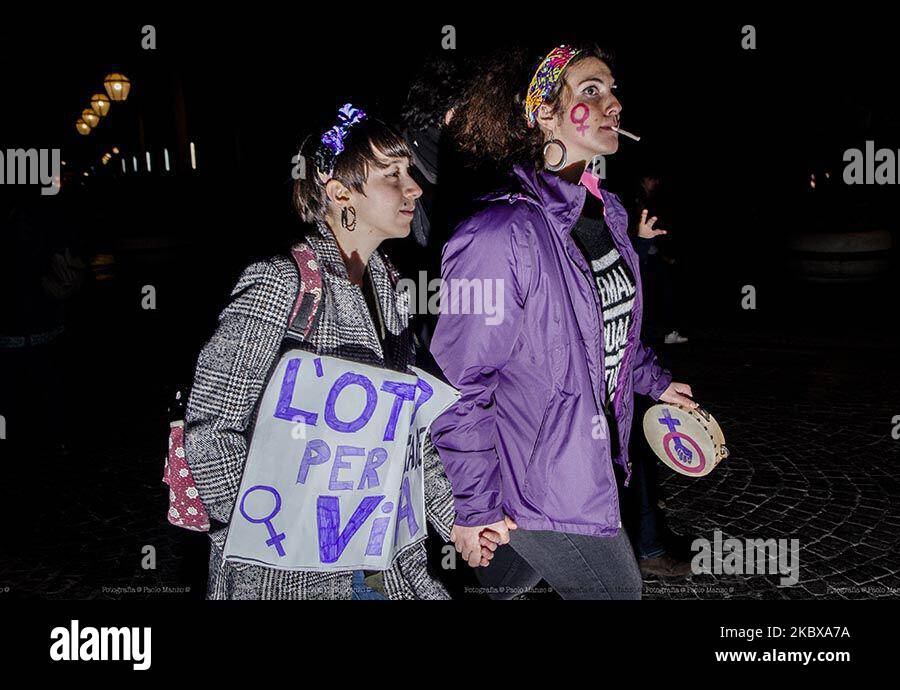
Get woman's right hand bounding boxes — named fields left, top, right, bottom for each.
left=637, top=209, right=668, bottom=239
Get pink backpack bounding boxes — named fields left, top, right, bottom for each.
left=163, top=243, right=323, bottom=531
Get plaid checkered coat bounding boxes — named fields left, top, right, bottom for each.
left=184, top=226, right=456, bottom=599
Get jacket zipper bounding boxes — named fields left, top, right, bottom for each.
left=556, top=197, right=623, bottom=532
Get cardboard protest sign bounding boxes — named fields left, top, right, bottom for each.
left=223, top=352, right=458, bottom=572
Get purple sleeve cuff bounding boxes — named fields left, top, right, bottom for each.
left=451, top=503, right=505, bottom=528
left=649, top=368, right=673, bottom=401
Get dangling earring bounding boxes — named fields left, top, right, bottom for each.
left=341, top=205, right=357, bottom=232
left=542, top=139, right=568, bottom=171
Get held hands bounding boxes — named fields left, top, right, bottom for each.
left=450, top=515, right=518, bottom=568
left=637, top=209, right=668, bottom=239
left=659, top=381, right=698, bottom=409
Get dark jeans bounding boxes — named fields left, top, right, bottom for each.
left=474, top=527, right=643, bottom=600
left=626, top=395, right=668, bottom=560
left=350, top=570, right=386, bottom=600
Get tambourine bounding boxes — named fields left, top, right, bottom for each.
left=642, top=403, right=729, bottom=477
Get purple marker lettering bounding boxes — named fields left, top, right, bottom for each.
left=324, top=372, right=377, bottom=433
left=329, top=445, right=364, bottom=491
left=296, top=439, right=331, bottom=484
left=365, top=512, right=392, bottom=557
left=394, top=475, right=419, bottom=541
left=380, top=380, right=417, bottom=441
left=411, top=378, right=433, bottom=425
left=317, top=494, right=384, bottom=563
left=358, top=447, right=388, bottom=490
left=274, top=358, right=318, bottom=425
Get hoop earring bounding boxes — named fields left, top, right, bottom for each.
left=341, top=206, right=357, bottom=232
left=542, top=139, right=568, bottom=172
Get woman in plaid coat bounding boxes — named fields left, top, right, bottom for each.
left=184, top=106, right=497, bottom=599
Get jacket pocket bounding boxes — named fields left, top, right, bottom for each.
left=549, top=338, right=585, bottom=395
left=522, top=391, right=555, bottom=487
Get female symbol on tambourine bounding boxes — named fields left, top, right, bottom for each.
left=662, top=430, right=706, bottom=474
left=239, top=485, right=287, bottom=557
left=642, top=404, right=729, bottom=478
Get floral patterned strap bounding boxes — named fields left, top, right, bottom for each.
left=289, top=242, right=323, bottom=337
left=163, top=422, right=210, bottom=531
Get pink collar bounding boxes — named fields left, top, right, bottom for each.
left=579, top=168, right=604, bottom=201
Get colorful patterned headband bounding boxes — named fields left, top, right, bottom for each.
left=524, top=45, right=581, bottom=127
left=314, top=103, right=368, bottom=174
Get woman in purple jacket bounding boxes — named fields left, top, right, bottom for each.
left=430, top=44, right=697, bottom=599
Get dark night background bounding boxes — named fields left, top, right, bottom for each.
left=1, top=10, right=897, bottom=599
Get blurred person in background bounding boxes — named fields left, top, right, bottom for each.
left=0, top=192, right=87, bottom=454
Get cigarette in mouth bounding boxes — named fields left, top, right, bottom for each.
left=610, top=125, right=640, bottom=142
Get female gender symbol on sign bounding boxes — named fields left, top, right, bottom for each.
left=570, top=103, right=590, bottom=135
left=240, top=485, right=287, bottom=557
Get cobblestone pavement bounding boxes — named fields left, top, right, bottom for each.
left=643, top=336, right=900, bottom=600
left=2, top=335, right=898, bottom=600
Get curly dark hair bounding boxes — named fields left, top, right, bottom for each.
left=401, top=55, right=466, bottom=132
left=449, top=43, right=614, bottom=166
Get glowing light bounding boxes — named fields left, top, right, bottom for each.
left=90, top=93, right=111, bottom=117
left=145, top=151, right=151, bottom=172
left=82, top=109, right=100, bottom=128
left=190, top=141, right=197, bottom=170
left=103, top=73, right=131, bottom=102
left=164, top=148, right=170, bottom=171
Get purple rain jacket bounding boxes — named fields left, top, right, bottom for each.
left=430, top=164, right=672, bottom=537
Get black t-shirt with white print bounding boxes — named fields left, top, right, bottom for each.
left=570, top=194, right=637, bottom=409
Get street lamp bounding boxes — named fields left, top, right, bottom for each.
left=82, top=108, right=100, bottom=128
left=76, top=119, right=91, bottom=135
left=104, top=73, right=131, bottom=101
left=90, top=93, right=111, bottom=117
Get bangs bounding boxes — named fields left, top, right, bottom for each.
left=333, top=119, right=411, bottom=192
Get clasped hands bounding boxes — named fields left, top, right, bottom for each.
left=449, top=516, right=518, bottom=568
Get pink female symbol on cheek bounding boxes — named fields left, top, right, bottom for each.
left=570, top=103, right=590, bottom=135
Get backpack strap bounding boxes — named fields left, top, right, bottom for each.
left=287, top=243, right=400, bottom=339
left=288, top=242, right=323, bottom=338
